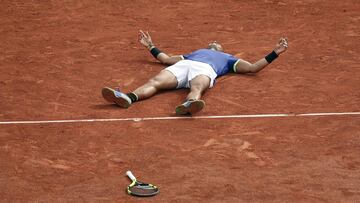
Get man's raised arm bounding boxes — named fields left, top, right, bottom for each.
left=234, top=38, right=288, bottom=74
left=139, top=30, right=183, bottom=65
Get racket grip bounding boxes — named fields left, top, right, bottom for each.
left=126, top=171, right=137, bottom=181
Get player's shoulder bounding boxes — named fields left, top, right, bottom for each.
left=194, top=48, right=210, bottom=52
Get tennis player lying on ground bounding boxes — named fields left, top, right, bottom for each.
left=102, top=30, right=288, bottom=115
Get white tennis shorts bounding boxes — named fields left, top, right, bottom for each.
left=165, top=60, right=218, bottom=89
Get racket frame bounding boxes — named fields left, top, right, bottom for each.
left=126, top=171, right=159, bottom=197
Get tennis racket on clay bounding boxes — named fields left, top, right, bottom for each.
left=126, top=171, right=159, bottom=197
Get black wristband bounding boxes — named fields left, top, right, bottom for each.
left=265, top=51, right=278, bottom=63
left=150, top=47, right=162, bottom=59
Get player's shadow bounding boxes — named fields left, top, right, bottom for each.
left=91, top=104, right=120, bottom=109
left=215, top=73, right=257, bottom=84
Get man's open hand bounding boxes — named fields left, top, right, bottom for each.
left=274, top=38, right=288, bottom=55
left=139, top=30, right=154, bottom=49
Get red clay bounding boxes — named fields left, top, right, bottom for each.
left=0, top=0, right=359, bottom=202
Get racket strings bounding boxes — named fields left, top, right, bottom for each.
left=128, top=183, right=159, bottom=196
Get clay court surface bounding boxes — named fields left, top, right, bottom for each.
left=1, top=0, right=360, bottom=202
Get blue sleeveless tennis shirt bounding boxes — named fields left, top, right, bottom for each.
left=183, top=49, right=239, bottom=76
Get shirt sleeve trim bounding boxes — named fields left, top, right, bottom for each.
left=233, top=59, right=240, bottom=73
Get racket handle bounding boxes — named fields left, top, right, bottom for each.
left=126, top=171, right=137, bottom=181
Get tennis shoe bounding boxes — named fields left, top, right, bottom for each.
left=102, top=87, right=132, bottom=108
left=175, top=99, right=205, bottom=115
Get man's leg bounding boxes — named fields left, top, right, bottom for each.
left=132, top=69, right=178, bottom=100
left=175, top=75, right=210, bottom=115
left=102, top=69, right=177, bottom=108
left=186, top=75, right=211, bottom=101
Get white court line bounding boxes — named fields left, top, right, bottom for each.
left=0, top=111, right=359, bottom=125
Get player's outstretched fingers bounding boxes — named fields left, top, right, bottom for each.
left=275, top=37, right=288, bottom=55
left=139, top=30, right=153, bottom=48
left=281, top=38, right=288, bottom=48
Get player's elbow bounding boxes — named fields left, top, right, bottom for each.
left=249, top=64, right=260, bottom=73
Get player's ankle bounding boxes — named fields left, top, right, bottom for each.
left=127, top=92, right=138, bottom=103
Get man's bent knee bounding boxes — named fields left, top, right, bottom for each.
left=146, top=77, right=161, bottom=88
